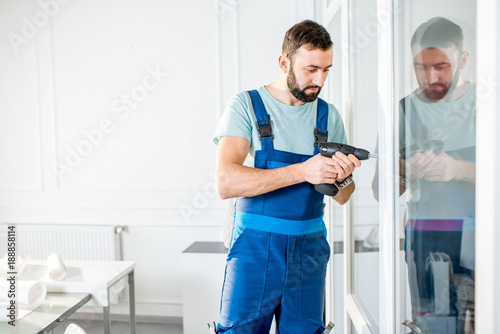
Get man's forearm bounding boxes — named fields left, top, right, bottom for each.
left=216, top=162, right=306, bottom=199
left=216, top=161, right=356, bottom=204
left=215, top=137, right=359, bottom=201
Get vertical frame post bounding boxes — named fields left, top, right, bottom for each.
left=377, top=0, right=399, bottom=333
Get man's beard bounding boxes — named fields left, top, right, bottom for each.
left=422, top=66, right=460, bottom=101
left=287, top=64, right=322, bottom=103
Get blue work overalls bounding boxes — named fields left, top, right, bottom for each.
left=217, top=90, right=331, bottom=334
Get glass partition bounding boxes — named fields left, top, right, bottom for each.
left=349, top=0, right=381, bottom=331
left=396, top=1, right=477, bottom=333
left=326, top=0, right=477, bottom=333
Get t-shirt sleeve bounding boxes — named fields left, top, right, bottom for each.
left=327, top=104, right=348, bottom=144
left=213, top=92, right=253, bottom=145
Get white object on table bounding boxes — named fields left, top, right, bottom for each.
left=0, top=254, right=30, bottom=279
left=48, top=253, right=66, bottom=280
left=18, top=280, right=47, bottom=311
left=21, top=260, right=136, bottom=334
left=65, top=323, right=88, bottom=334
left=0, top=280, right=46, bottom=307
left=0, top=301, right=17, bottom=322
left=0, top=280, right=47, bottom=320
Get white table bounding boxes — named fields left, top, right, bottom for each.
left=21, top=261, right=136, bottom=334
left=0, top=292, right=91, bottom=334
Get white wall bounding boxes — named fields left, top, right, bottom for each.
left=0, top=0, right=319, bottom=320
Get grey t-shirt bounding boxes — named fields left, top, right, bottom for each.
left=214, top=86, right=348, bottom=164
left=400, top=84, right=476, bottom=153
left=401, top=83, right=476, bottom=219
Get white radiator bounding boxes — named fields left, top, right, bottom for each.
left=1, top=224, right=124, bottom=261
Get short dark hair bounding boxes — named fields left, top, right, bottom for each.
left=282, top=20, right=333, bottom=61
left=411, top=17, right=463, bottom=52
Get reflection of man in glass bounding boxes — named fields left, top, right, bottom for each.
left=401, top=17, right=475, bottom=334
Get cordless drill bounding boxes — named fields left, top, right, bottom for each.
left=314, top=142, right=378, bottom=196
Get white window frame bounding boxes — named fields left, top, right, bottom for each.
left=476, top=0, right=500, bottom=332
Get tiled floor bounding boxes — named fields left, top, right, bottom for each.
left=52, top=318, right=183, bottom=334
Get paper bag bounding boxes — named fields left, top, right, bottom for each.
left=426, top=252, right=452, bottom=315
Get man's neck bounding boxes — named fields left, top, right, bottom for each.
left=266, top=76, right=306, bottom=106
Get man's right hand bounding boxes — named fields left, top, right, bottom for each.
left=402, top=150, right=475, bottom=183
left=300, top=154, right=339, bottom=185
left=401, top=150, right=435, bottom=180
left=301, top=152, right=360, bottom=204
left=301, top=152, right=360, bottom=184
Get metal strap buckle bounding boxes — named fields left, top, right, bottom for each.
left=314, top=128, right=328, bottom=147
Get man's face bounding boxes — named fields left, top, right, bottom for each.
left=412, top=46, right=462, bottom=101
left=287, top=45, right=333, bottom=103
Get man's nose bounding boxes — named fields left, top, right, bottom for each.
left=312, top=71, right=328, bottom=87
left=425, top=68, right=439, bottom=84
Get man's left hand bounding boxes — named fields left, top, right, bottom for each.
left=421, top=152, right=459, bottom=182
left=331, top=151, right=361, bottom=182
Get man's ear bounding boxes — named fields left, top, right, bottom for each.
left=459, top=51, right=469, bottom=70
left=279, top=54, right=290, bottom=74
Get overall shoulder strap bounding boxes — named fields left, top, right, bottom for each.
left=401, top=96, right=428, bottom=141
left=247, top=90, right=274, bottom=150
left=314, top=98, right=329, bottom=154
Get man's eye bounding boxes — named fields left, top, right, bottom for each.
left=436, top=65, right=449, bottom=70
left=307, top=68, right=315, bottom=72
